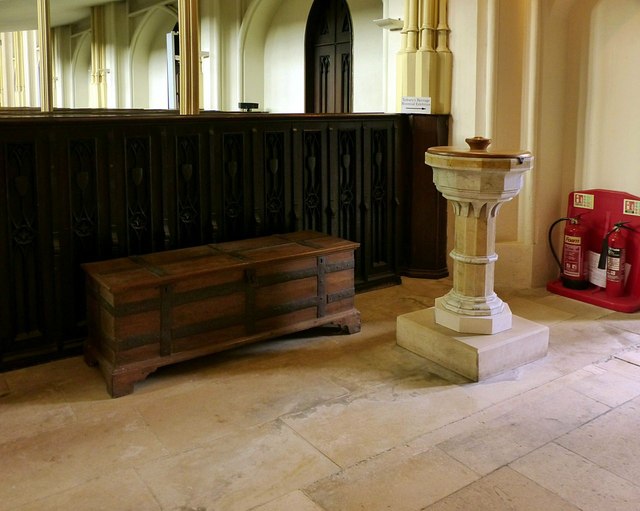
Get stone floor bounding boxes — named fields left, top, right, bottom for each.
left=2, top=277, right=640, bottom=510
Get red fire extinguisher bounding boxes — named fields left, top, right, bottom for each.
left=598, top=222, right=632, bottom=298
left=548, top=216, right=590, bottom=290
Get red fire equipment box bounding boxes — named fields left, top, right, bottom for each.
left=547, top=189, right=640, bottom=313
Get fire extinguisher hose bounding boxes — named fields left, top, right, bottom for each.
left=548, top=217, right=572, bottom=272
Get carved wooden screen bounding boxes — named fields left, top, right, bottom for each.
left=0, top=111, right=449, bottom=371
left=305, top=0, right=353, bottom=113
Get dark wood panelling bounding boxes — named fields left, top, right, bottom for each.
left=0, top=111, right=447, bottom=370
left=403, top=114, right=450, bottom=278
left=0, top=136, right=58, bottom=365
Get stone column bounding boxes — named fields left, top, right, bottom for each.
left=91, top=6, right=108, bottom=108
left=416, top=0, right=438, bottom=99
left=396, top=0, right=419, bottom=107
left=406, top=0, right=420, bottom=52
left=12, top=32, right=25, bottom=106
left=37, top=0, right=52, bottom=112
left=435, top=0, right=452, bottom=113
left=179, top=0, right=201, bottom=115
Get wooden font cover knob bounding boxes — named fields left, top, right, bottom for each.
left=465, top=137, right=491, bottom=151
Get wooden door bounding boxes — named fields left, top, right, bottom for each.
left=305, top=0, right=353, bottom=113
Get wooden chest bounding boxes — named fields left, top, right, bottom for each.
left=83, top=231, right=360, bottom=397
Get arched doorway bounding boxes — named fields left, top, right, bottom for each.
left=71, top=32, right=91, bottom=108
left=130, top=6, right=177, bottom=109
left=305, top=0, right=353, bottom=113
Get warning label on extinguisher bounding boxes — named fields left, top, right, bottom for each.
left=573, top=193, right=595, bottom=209
left=562, top=240, right=583, bottom=278
left=606, top=246, right=625, bottom=283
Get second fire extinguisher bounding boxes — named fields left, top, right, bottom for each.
left=598, top=222, right=633, bottom=298
left=548, top=216, right=589, bottom=290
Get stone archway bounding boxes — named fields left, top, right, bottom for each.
left=130, top=6, right=177, bottom=109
